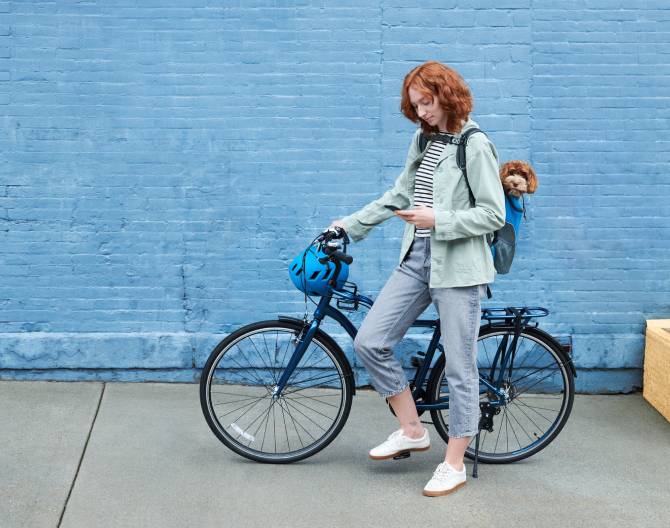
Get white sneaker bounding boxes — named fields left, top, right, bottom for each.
left=369, top=428, right=430, bottom=460
left=423, top=461, right=467, bottom=496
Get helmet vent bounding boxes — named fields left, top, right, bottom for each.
left=309, top=271, right=320, bottom=280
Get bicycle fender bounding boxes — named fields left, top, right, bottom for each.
left=277, top=316, right=356, bottom=395
left=521, top=327, right=577, bottom=379
left=479, top=325, right=576, bottom=378
left=526, top=328, right=577, bottom=378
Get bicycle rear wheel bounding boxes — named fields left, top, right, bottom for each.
left=200, top=320, right=354, bottom=463
left=428, top=326, right=575, bottom=464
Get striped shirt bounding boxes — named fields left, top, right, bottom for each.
left=414, top=138, right=451, bottom=237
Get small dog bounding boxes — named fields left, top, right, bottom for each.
left=499, top=160, right=538, bottom=198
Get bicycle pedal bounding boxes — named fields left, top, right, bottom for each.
left=410, top=356, right=424, bottom=368
left=393, top=452, right=411, bottom=460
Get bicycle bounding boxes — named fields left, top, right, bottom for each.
left=200, top=228, right=576, bottom=476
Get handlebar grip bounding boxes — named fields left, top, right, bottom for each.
left=331, top=251, right=353, bottom=265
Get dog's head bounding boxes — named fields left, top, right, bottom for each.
left=499, top=160, right=538, bottom=197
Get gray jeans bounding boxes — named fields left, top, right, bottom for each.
left=354, top=235, right=486, bottom=438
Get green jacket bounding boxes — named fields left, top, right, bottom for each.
left=342, top=119, right=506, bottom=288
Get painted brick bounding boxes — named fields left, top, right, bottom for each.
left=1, top=1, right=668, bottom=393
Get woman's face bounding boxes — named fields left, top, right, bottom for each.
left=408, top=85, right=447, bottom=131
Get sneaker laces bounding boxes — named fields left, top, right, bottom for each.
left=431, top=462, right=455, bottom=483
left=382, top=429, right=405, bottom=448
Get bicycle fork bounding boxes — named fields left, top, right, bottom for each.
left=272, top=292, right=333, bottom=399
left=272, top=318, right=318, bottom=399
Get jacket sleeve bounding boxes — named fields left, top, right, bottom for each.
left=433, top=138, right=506, bottom=241
left=341, top=131, right=419, bottom=243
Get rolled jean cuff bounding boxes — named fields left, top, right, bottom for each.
left=378, top=380, right=409, bottom=399
left=449, top=430, right=478, bottom=439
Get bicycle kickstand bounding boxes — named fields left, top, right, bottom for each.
left=472, top=413, right=486, bottom=478
left=473, top=429, right=481, bottom=478
left=473, top=403, right=496, bottom=478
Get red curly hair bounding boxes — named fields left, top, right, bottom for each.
left=400, top=62, right=474, bottom=135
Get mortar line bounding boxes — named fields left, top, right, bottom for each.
left=56, top=382, right=106, bottom=528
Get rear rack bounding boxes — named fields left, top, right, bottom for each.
left=481, top=307, right=549, bottom=321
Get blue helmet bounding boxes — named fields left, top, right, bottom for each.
left=289, top=247, right=349, bottom=296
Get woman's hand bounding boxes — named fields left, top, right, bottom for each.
left=327, top=219, right=347, bottom=233
left=395, top=206, right=435, bottom=229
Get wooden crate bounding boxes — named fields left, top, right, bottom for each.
left=644, top=320, right=670, bottom=423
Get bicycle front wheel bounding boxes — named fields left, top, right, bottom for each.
left=428, top=326, right=575, bottom=464
left=200, top=320, right=354, bottom=463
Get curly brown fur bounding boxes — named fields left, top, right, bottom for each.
left=499, top=160, right=538, bottom=198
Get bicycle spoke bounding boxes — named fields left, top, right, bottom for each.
left=285, top=343, right=328, bottom=386
left=281, top=400, right=317, bottom=442
left=281, top=372, right=347, bottom=394
left=513, top=362, right=560, bottom=386
left=232, top=345, right=267, bottom=386
left=282, top=399, right=328, bottom=432
left=277, top=398, right=306, bottom=449
left=259, top=333, right=278, bottom=384
left=514, top=368, right=564, bottom=397
left=217, top=359, right=266, bottom=387
left=259, top=401, right=274, bottom=452
left=513, top=340, right=542, bottom=371
left=504, top=408, right=510, bottom=453
left=504, top=407, right=522, bottom=451
left=514, top=398, right=557, bottom=424
left=216, top=395, right=266, bottom=419
left=284, top=393, right=340, bottom=409
left=211, top=390, right=269, bottom=398
left=278, top=331, right=296, bottom=370
left=286, top=395, right=337, bottom=423
left=493, top=406, right=504, bottom=453
left=278, top=396, right=291, bottom=452
left=213, top=395, right=265, bottom=406
left=506, top=405, right=536, bottom=443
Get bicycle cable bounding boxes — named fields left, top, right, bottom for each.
left=299, top=229, right=346, bottom=324
left=300, top=233, right=325, bottom=326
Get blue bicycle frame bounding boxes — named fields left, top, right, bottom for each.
left=272, top=279, right=550, bottom=412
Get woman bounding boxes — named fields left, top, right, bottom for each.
left=328, top=61, right=505, bottom=496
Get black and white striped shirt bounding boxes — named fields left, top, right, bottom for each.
left=414, top=138, right=450, bottom=238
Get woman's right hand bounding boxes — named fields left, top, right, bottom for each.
left=327, top=220, right=347, bottom=233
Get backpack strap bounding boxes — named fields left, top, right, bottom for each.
left=456, top=128, right=487, bottom=205
left=419, top=132, right=429, bottom=153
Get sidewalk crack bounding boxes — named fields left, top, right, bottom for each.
left=57, top=382, right=105, bottom=528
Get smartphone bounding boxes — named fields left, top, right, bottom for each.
left=384, top=205, right=401, bottom=212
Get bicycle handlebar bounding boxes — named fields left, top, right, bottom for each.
left=330, top=250, right=353, bottom=265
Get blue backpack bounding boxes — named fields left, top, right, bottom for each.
left=490, top=193, right=525, bottom=274
left=419, top=128, right=525, bottom=276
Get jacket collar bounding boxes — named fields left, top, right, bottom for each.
left=431, top=118, right=478, bottom=165
left=411, top=118, right=479, bottom=167
left=453, top=117, right=478, bottom=139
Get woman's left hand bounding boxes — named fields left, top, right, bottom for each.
left=395, top=205, right=435, bottom=229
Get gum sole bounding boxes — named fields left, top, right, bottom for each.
left=369, top=445, right=430, bottom=461
left=423, top=481, right=466, bottom=497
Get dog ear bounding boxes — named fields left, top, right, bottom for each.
left=499, top=162, right=512, bottom=185
left=525, top=163, right=538, bottom=194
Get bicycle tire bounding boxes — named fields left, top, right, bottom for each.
left=200, top=320, right=354, bottom=463
left=427, top=326, right=575, bottom=464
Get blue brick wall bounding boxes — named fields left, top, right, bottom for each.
left=1, top=1, right=668, bottom=392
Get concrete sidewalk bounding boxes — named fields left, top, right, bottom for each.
left=1, top=382, right=669, bottom=528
